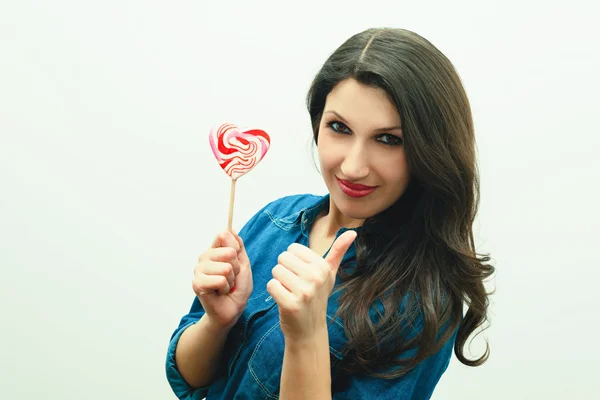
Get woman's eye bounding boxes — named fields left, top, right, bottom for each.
left=328, top=121, right=351, bottom=134
left=378, top=134, right=403, bottom=146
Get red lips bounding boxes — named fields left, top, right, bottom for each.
left=336, top=177, right=377, bottom=198
left=337, top=179, right=376, bottom=190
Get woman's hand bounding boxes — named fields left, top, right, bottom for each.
left=267, top=230, right=357, bottom=342
left=192, top=230, right=253, bottom=329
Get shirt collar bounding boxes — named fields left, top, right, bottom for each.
left=275, top=193, right=385, bottom=236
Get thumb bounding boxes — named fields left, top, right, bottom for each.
left=231, top=229, right=250, bottom=266
left=325, top=230, right=357, bottom=273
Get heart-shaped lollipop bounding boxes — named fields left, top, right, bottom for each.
left=209, top=122, right=270, bottom=181
left=209, top=122, right=271, bottom=231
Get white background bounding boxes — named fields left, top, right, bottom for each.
left=1, top=1, right=599, bottom=399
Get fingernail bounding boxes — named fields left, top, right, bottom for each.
left=229, top=285, right=236, bottom=294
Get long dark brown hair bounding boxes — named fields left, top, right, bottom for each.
left=306, top=28, right=495, bottom=379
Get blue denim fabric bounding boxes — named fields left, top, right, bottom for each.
left=166, top=193, right=457, bottom=399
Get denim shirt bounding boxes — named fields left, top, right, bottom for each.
left=166, top=193, right=457, bottom=399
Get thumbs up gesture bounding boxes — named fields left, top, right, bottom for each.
left=267, top=230, right=357, bottom=342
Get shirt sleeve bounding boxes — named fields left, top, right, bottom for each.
left=165, top=298, right=211, bottom=400
left=332, top=328, right=458, bottom=400
left=164, top=200, right=273, bottom=399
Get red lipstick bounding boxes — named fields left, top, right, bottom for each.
left=336, top=177, right=377, bottom=198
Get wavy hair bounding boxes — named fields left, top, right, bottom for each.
left=306, top=28, right=495, bottom=379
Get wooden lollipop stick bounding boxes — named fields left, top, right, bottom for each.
left=228, top=178, right=237, bottom=231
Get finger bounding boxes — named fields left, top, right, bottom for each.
left=201, top=248, right=240, bottom=275
left=231, top=229, right=250, bottom=266
left=210, top=233, right=223, bottom=249
left=277, top=250, right=312, bottom=279
left=193, top=274, right=230, bottom=295
left=271, top=263, right=304, bottom=294
left=220, top=231, right=241, bottom=252
left=267, top=278, right=296, bottom=310
left=200, top=261, right=235, bottom=289
left=219, top=231, right=242, bottom=274
left=324, top=230, right=358, bottom=273
left=286, top=242, right=322, bottom=264
left=209, top=231, right=234, bottom=249
left=229, top=257, right=241, bottom=276
left=201, top=247, right=236, bottom=262
left=210, top=231, right=241, bottom=252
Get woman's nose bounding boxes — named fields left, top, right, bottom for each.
left=340, top=144, right=370, bottom=180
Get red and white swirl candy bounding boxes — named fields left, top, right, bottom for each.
left=209, top=122, right=271, bottom=180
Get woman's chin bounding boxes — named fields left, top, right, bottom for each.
left=330, top=193, right=378, bottom=221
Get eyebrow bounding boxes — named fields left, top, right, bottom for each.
left=324, top=110, right=402, bottom=132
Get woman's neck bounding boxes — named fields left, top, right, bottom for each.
left=315, top=198, right=365, bottom=238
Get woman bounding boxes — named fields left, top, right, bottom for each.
left=166, top=27, right=494, bottom=399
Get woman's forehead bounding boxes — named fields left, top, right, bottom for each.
left=324, top=79, right=402, bottom=129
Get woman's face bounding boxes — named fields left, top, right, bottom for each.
left=317, top=78, right=410, bottom=221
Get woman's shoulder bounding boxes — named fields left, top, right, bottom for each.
left=239, top=193, right=326, bottom=235
left=257, top=192, right=326, bottom=219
